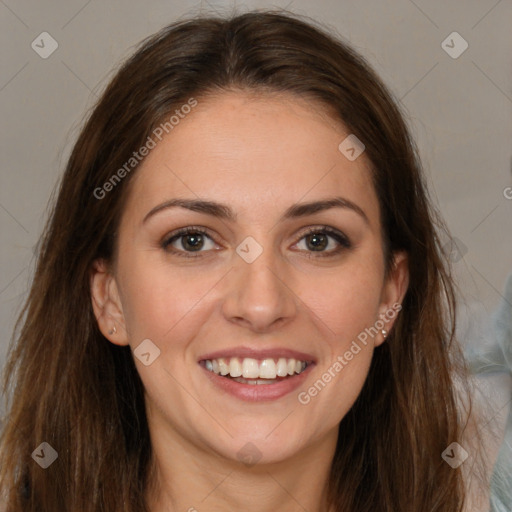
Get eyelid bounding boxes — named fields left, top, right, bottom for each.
left=161, top=225, right=218, bottom=249
left=297, top=225, right=350, bottom=244
left=292, top=225, right=352, bottom=256
left=161, top=224, right=352, bottom=258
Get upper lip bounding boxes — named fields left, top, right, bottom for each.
left=198, top=346, right=317, bottom=363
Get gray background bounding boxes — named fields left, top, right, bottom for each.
left=1, top=0, right=511, bottom=484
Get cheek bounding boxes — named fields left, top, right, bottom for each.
left=319, top=350, right=373, bottom=426
left=117, top=256, right=220, bottom=345
left=297, top=258, right=383, bottom=421
left=298, top=263, right=383, bottom=350
left=297, top=323, right=374, bottom=431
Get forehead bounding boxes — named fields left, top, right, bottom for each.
left=122, top=91, right=380, bottom=227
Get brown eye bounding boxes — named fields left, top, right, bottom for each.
left=177, top=232, right=205, bottom=251
left=295, top=227, right=351, bottom=257
left=161, top=227, right=217, bottom=258
left=304, top=232, right=329, bottom=251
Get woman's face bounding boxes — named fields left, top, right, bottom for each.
left=92, top=91, right=408, bottom=466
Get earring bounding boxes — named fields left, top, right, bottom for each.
left=381, top=329, right=387, bottom=339
left=108, top=326, right=117, bottom=335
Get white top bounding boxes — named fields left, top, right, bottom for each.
left=464, top=273, right=512, bottom=512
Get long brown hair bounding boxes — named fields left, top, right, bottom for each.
left=0, top=9, right=488, bottom=511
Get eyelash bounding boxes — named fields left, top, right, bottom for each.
left=161, top=225, right=352, bottom=259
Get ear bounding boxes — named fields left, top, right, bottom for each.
left=375, top=250, right=409, bottom=347
left=90, top=258, right=129, bottom=346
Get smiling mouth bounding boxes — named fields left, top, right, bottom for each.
left=200, top=356, right=311, bottom=385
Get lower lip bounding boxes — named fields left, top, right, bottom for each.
left=200, top=363, right=315, bottom=402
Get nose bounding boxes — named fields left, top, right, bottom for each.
left=221, top=243, right=298, bottom=333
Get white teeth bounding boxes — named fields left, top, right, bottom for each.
left=259, top=359, right=276, bottom=379
left=276, top=358, right=288, bottom=377
left=218, top=357, right=230, bottom=376
left=232, top=377, right=278, bottom=385
left=242, top=358, right=260, bottom=379
left=229, top=358, right=243, bottom=377
left=204, top=356, right=309, bottom=380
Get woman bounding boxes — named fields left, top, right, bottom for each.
left=0, top=10, right=489, bottom=512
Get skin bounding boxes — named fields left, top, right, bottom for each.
left=90, top=91, right=409, bottom=512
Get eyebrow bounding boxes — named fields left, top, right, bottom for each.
left=143, top=196, right=369, bottom=225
